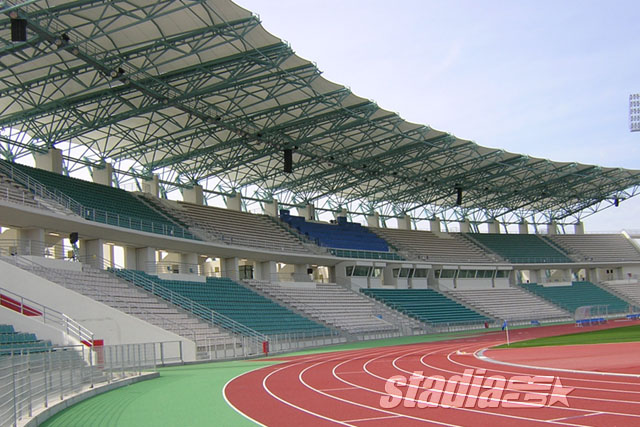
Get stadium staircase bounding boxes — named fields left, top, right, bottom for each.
left=597, top=281, right=640, bottom=307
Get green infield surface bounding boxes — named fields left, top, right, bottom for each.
left=495, top=323, right=640, bottom=349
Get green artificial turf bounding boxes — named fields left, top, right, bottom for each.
left=494, top=324, right=640, bottom=349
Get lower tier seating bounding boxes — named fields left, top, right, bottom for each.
left=119, top=271, right=332, bottom=337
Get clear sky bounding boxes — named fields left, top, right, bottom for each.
left=236, top=0, right=640, bottom=232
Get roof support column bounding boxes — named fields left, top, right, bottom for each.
left=183, top=184, right=203, bottom=205
left=518, top=220, right=529, bottom=234
left=226, top=193, right=241, bottom=211
left=367, top=212, right=380, bottom=228
left=92, top=163, right=113, bottom=187
left=459, top=218, right=471, bottom=233
left=303, top=203, right=315, bottom=221
left=35, top=148, right=63, bottom=174
left=574, top=222, right=585, bottom=235
left=398, top=214, right=412, bottom=230
left=142, top=175, right=160, bottom=197
left=430, top=218, right=442, bottom=235
left=547, top=221, right=558, bottom=235
left=488, top=220, right=501, bottom=234
left=263, top=199, right=278, bottom=217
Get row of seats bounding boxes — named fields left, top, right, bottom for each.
left=467, top=233, right=572, bottom=263
left=360, top=289, right=490, bottom=325
left=0, top=325, right=52, bottom=355
left=118, top=271, right=332, bottom=337
left=520, top=281, right=631, bottom=314
left=280, top=212, right=390, bottom=252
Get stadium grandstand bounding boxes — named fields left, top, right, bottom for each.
left=1, top=0, right=640, bottom=426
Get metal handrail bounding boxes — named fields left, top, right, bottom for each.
left=0, top=285, right=94, bottom=346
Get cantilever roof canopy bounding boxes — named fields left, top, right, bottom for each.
left=1, top=0, right=639, bottom=225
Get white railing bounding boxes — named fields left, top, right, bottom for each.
left=0, top=341, right=178, bottom=427
left=0, top=286, right=94, bottom=346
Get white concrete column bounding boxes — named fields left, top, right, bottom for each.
left=223, top=257, right=239, bottom=280
left=17, top=228, right=45, bottom=256
left=258, top=261, right=278, bottom=282
left=226, top=193, right=241, bottom=211
left=124, top=247, right=137, bottom=270
left=367, top=212, right=380, bottom=228
left=182, top=184, right=203, bottom=205
left=397, top=214, right=411, bottom=230
left=488, top=220, right=501, bottom=234
left=82, top=238, right=104, bottom=269
left=459, top=219, right=471, bottom=233
left=180, top=252, right=199, bottom=275
left=136, top=247, right=156, bottom=274
left=35, top=148, right=63, bottom=174
left=263, top=199, right=278, bottom=217
left=547, top=221, right=558, bottom=235
left=574, top=222, right=585, bottom=235
left=92, top=163, right=113, bottom=187
left=518, top=220, right=529, bottom=234
left=142, top=175, right=160, bottom=197
left=293, top=264, right=311, bottom=282
left=303, top=203, right=315, bottom=221
left=429, top=218, right=441, bottom=235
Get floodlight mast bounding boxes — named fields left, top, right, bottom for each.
left=631, top=93, right=640, bottom=132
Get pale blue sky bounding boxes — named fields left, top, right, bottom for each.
left=237, top=0, right=640, bottom=232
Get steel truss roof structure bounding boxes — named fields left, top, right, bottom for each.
left=1, top=0, right=639, bottom=227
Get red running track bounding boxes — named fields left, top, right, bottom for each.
left=224, top=322, right=640, bottom=426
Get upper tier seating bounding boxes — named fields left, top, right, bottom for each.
left=246, top=281, right=406, bottom=334
left=5, top=161, right=195, bottom=239
left=121, top=271, right=332, bottom=337
left=170, top=201, right=310, bottom=253
left=280, top=212, right=401, bottom=259
left=547, top=234, right=640, bottom=262
left=466, top=233, right=572, bottom=263
left=372, top=228, right=494, bottom=263
left=0, top=324, right=52, bottom=355
left=360, top=289, right=490, bottom=325
left=520, top=281, right=631, bottom=314
left=447, top=287, right=569, bottom=322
